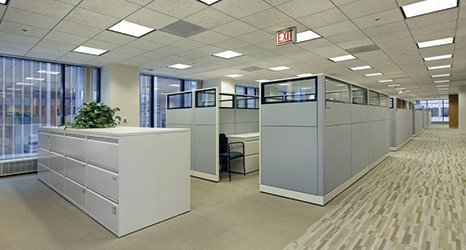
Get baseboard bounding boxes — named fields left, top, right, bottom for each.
left=390, top=137, right=412, bottom=151
left=412, top=127, right=425, bottom=137
left=190, top=170, right=219, bottom=182
left=259, top=185, right=325, bottom=205
left=260, top=154, right=389, bottom=206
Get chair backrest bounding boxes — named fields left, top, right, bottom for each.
left=219, top=133, right=228, bottom=153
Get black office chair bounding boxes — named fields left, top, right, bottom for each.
left=219, top=133, right=245, bottom=181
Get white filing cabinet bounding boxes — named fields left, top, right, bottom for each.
left=228, top=133, right=260, bottom=174
left=37, top=127, right=191, bottom=237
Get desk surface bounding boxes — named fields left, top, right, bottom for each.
left=228, top=132, right=259, bottom=140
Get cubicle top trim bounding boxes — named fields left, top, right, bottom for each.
left=195, top=88, right=217, bottom=108
left=167, top=92, right=193, bottom=110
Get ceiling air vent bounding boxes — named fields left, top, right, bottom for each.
left=346, top=44, right=380, bottom=55
left=240, top=66, right=262, bottom=72
left=159, top=20, right=207, bottom=38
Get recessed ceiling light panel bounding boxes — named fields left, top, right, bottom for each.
left=328, top=54, right=356, bottom=62
left=378, top=80, right=393, bottom=83
left=427, top=64, right=451, bottom=70
left=25, top=77, right=45, bottom=81
left=198, top=0, right=222, bottom=5
left=73, top=45, right=108, bottom=56
left=269, top=66, right=290, bottom=71
left=350, top=65, right=371, bottom=71
left=213, top=50, right=244, bottom=59
left=37, top=70, right=60, bottom=75
left=424, top=54, right=453, bottom=61
left=255, top=79, right=268, bottom=83
left=434, top=80, right=450, bottom=83
left=417, top=37, right=454, bottom=48
left=225, top=74, right=242, bottom=78
left=0, top=0, right=9, bottom=5
left=364, top=73, right=383, bottom=77
left=431, top=74, right=450, bottom=78
left=388, top=84, right=401, bottom=87
left=296, top=73, right=314, bottom=77
left=168, top=64, right=192, bottom=70
left=296, top=30, right=321, bottom=43
left=401, top=0, right=458, bottom=19
left=108, top=20, right=155, bottom=38
left=16, top=82, right=34, bottom=86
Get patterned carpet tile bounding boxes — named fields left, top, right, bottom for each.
left=286, top=125, right=466, bottom=250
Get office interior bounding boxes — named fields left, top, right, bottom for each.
left=0, top=0, right=465, bottom=249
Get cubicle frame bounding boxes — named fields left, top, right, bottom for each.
left=261, top=76, right=318, bottom=105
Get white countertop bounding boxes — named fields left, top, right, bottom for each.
left=39, top=126, right=190, bottom=137
left=228, top=132, right=259, bottom=140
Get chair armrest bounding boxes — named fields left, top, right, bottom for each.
left=227, top=142, right=245, bottom=154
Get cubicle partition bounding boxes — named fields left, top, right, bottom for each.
left=413, top=109, right=424, bottom=136
left=167, top=88, right=219, bottom=182
left=260, top=75, right=390, bottom=205
left=389, top=98, right=414, bottom=151
left=219, top=94, right=259, bottom=135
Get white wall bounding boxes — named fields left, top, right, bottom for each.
left=459, top=86, right=466, bottom=133
left=203, top=78, right=258, bottom=94
left=101, top=64, right=140, bottom=127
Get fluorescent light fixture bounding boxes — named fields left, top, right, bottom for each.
left=225, top=74, right=242, bottom=78
left=364, top=73, right=383, bottom=77
left=277, top=83, right=290, bottom=86
left=424, top=54, right=453, bottom=61
left=7, top=88, right=22, bottom=91
left=108, top=20, right=155, bottom=38
left=434, top=80, right=450, bottom=83
left=212, top=50, right=243, bottom=59
left=168, top=64, right=192, bottom=70
left=427, top=64, right=451, bottom=70
left=169, top=84, right=180, bottom=87
left=0, top=0, right=8, bottom=5
left=296, top=30, right=321, bottom=43
left=431, top=74, right=450, bottom=78
left=378, top=80, right=393, bottom=83
left=16, top=82, right=34, bottom=86
left=25, top=77, right=45, bottom=81
left=401, top=0, right=458, bottom=19
left=269, top=66, right=290, bottom=71
left=395, top=87, right=406, bottom=91
left=198, top=0, right=222, bottom=5
left=388, top=84, right=401, bottom=87
left=37, top=70, right=60, bottom=75
left=296, top=73, right=314, bottom=77
left=328, top=54, right=356, bottom=62
left=255, top=79, right=268, bottom=83
left=350, top=65, right=371, bottom=71
left=417, top=37, right=454, bottom=49
left=436, top=84, right=450, bottom=88
left=73, top=45, right=108, bottom=56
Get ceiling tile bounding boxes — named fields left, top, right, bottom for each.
left=189, top=31, right=229, bottom=44
left=298, top=8, right=349, bottom=29
left=241, top=8, right=292, bottom=29
left=126, top=7, right=177, bottom=29
left=213, top=20, right=258, bottom=38
left=213, top=38, right=250, bottom=50
left=352, top=8, right=404, bottom=29
left=0, top=21, right=50, bottom=39
left=339, top=0, right=397, bottom=18
left=83, top=39, right=122, bottom=51
left=3, top=7, right=61, bottom=29
left=126, top=39, right=164, bottom=51
left=212, top=1, right=270, bottom=19
left=53, top=20, right=102, bottom=38
left=45, top=30, right=88, bottom=46
left=315, top=21, right=359, bottom=37
left=65, top=7, right=120, bottom=29
left=236, top=30, right=274, bottom=44
left=79, top=0, right=141, bottom=19
left=277, top=0, right=334, bottom=19
left=171, top=39, right=206, bottom=50
left=141, top=31, right=184, bottom=44
left=10, top=0, right=75, bottom=18
left=183, top=7, right=235, bottom=29
left=146, top=0, right=206, bottom=19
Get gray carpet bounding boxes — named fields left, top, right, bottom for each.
left=285, top=125, right=465, bottom=249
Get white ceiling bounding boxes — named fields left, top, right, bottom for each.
left=0, top=0, right=465, bottom=99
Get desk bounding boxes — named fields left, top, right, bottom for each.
left=228, top=132, right=259, bottom=174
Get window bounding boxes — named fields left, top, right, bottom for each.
left=379, top=94, right=388, bottom=107
left=219, top=93, right=234, bottom=109
left=326, top=78, right=349, bottom=103
left=167, top=92, right=192, bottom=109
left=351, top=85, right=367, bottom=105
left=196, top=89, right=216, bottom=108
left=0, top=56, right=99, bottom=160
left=236, top=85, right=258, bottom=96
left=424, top=99, right=449, bottom=122
left=236, top=95, right=259, bottom=109
left=139, top=74, right=203, bottom=127
left=369, top=91, right=380, bottom=106
left=262, top=78, right=317, bottom=104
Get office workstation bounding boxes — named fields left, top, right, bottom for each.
left=260, top=75, right=390, bottom=205
left=389, top=97, right=415, bottom=151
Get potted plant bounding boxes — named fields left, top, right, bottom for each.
left=65, top=102, right=121, bottom=129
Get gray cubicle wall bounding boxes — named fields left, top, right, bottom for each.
left=389, top=98, right=413, bottom=150
left=260, top=75, right=390, bottom=205
left=413, top=110, right=423, bottom=135
left=167, top=88, right=219, bottom=182
left=219, top=94, right=259, bottom=135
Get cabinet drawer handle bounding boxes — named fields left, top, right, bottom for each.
left=82, top=188, right=85, bottom=193
left=112, top=206, right=117, bottom=215
left=112, top=176, right=117, bottom=180
left=82, top=164, right=86, bottom=168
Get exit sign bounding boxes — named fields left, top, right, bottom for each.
left=277, top=27, right=296, bottom=46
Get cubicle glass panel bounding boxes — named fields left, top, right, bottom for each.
left=261, top=77, right=317, bottom=104
left=396, top=99, right=406, bottom=109
left=219, top=93, right=234, bottom=109
left=380, top=94, right=388, bottom=107
left=140, top=75, right=152, bottom=127
left=369, top=90, right=380, bottom=106
left=195, top=89, right=216, bottom=108
left=351, top=85, right=367, bottom=105
left=167, top=92, right=192, bottom=109
left=325, top=78, right=349, bottom=103
left=237, top=95, right=259, bottom=109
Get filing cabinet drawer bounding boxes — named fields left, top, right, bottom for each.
left=37, top=164, right=49, bottom=183
left=65, top=157, right=85, bottom=185
left=87, top=139, right=119, bottom=171
left=49, top=152, right=65, bottom=175
left=65, top=135, right=86, bottom=161
left=38, top=133, right=49, bottom=150
left=87, top=165, right=119, bottom=202
left=49, top=134, right=65, bottom=155
left=65, top=178, right=86, bottom=209
left=245, top=140, right=259, bottom=155
left=37, top=148, right=49, bottom=168
left=49, top=170, right=65, bottom=194
left=86, top=190, right=119, bottom=232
